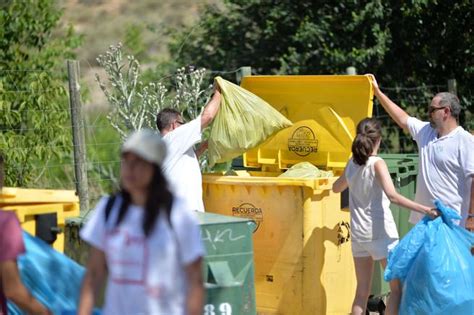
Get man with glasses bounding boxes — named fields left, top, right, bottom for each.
left=156, top=87, right=221, bottom=212
left=368, top=75, right=474, bottom=233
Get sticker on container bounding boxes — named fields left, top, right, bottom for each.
left=232, top=202, right=263, bottom=232
left=288, top=126, right=318, bottom=157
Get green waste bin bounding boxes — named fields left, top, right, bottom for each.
left=380, top=154, right=418, bottom=237
left=197, top=212, right=257, bottom=315
left=370, top=154, right=418, bottom=298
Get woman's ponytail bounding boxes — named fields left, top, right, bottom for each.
left=352, top=118, right=382, bottom=165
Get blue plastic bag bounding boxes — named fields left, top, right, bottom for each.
left=7, top=232, right=100, bottom=315
left=384, top=200, right=474, bottom=315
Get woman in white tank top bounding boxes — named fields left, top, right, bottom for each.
left=332, top=118, right=438, bottom=315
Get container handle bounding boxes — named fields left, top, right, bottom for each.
left=337, top=221, right=351, bottom=245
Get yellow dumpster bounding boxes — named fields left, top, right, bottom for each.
left=203, top=75, right=373, bottom=315
left=0, top=187, right=80, bottom=252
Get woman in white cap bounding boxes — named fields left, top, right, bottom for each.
left=78, top=129, right=205, bottom=315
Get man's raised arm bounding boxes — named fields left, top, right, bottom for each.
left=368, top=74, right=409, bottom=131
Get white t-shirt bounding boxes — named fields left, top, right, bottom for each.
left=345, top=156, right=399, bottom=242
left=407, top=117, right=474, bottom=225
left=162, top=116, right=204, bottom=212
left=80, top=195, right=205, bottom=315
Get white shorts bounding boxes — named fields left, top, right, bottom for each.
left=352, top=238, right=399, bottom=261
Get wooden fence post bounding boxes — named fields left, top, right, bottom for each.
left=236, top=66, right=252, bottom=84
left=67, top=60, right=89, bottom=213
left=448, top=79, right=457, bottom=95
left=346, top=66, right=357, bottom=75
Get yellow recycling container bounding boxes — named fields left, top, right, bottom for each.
left=242, top=75, right=373, bottom=171
left=203, top=75, right=374, bottom=315
left=0, top=187, right=80, bottom=252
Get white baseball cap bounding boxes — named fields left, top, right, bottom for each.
left=121, top=129, right=167, bottom=165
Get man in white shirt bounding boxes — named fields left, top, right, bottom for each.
left=369, top=75, right=474, bottom=232
left=156, top=87, right=221, bottom=212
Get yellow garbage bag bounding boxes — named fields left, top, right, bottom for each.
left=278, top=162, right=334, bottom=178
left=208, top=77, right=292, bottom=167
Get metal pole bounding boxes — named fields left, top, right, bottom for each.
left=67, top=60, right=89, bottom=213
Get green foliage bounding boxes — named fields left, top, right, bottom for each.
left=171, top=1, right=472, bottom=90
left=0, top=0, right=81, bottom=186
left=124, top=24, right=147, bottom=61
left=169, top=0, right=474, bottom=150
left=382, top=0, right=473, bottom=88
left=170, top=1, right=391, bottom=75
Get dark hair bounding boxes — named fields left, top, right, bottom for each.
left=352, top=118, right=382, bottom=166
left=156, top=108, right=181, bottom=131
left=0, top=152, right=4, bottom=189
left=114, top=165, right=173, bottom=237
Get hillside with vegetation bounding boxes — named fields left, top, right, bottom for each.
left=58, top=0, right=220, bottom=109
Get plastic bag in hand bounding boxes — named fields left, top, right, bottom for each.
left=7, top=232, right=101, bottom=315
left=384, top=200, right=474, bottom=315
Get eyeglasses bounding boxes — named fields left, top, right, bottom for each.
left=428, top=106, right=447, bottom=114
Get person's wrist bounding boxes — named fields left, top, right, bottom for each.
left=424, top=207, right=436, bottom=217
left=373, top=86, right=381, bottom=96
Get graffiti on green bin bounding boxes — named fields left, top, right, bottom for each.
left=201, top=228, right=246, bottom=250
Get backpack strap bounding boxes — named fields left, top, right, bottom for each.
left=104, top=194, right=117, bottom=222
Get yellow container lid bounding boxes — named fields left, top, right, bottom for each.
left=0, top=187, right=79, bottom=206
left=240, top=75, right=374, bottom=170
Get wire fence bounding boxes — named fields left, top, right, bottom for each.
left=1, top=64, right=473, bottom=209
left=375, top=84, right=473, bottom=153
